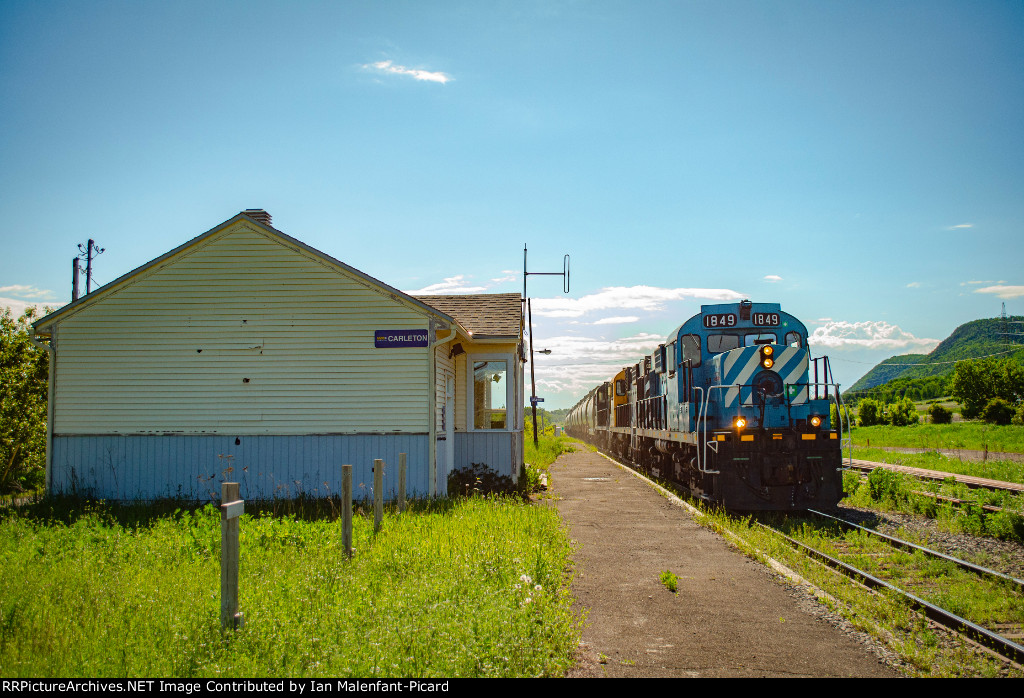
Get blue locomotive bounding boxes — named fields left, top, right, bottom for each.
left=565, top=300, right=849, bottom=510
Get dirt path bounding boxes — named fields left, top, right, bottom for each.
left=547, top=449, right=900, bottom=678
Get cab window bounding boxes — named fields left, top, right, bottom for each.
left=681, top=334, right=702, bottom=366
left=785, top=331, right=802, bottom=347
left=744, top=333, right=777, bottom=347
left=707, top=334, right=740, bottom=353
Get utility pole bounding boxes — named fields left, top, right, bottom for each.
left=523, top=245, right=569, bottom=446
left=71, top=258, right=81, bottom=301
left=77, top=239, right=105, bottom=295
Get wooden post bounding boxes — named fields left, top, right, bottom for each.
left=342, top=464, right=353, bottom=558
left=374, top=458, right=384, bottom=533
left=220, top=482, right=244, bottom=632
left=399, top=453, right=407, bottom=513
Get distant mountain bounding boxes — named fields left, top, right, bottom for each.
left=846, top=316, right=1024, bottom=394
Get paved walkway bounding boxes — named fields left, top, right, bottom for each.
left=548, top=449, right=900, bottom=678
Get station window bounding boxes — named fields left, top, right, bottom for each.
left=472, top=360, right=508, bottom=430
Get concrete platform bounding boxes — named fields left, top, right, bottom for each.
left=549, top=448, right=901, bottom=677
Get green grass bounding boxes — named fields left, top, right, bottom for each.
left=0, top=495, right=582, bottom=678
left=852, top=446, right=1024, bottom=485
left=841, top=465, right=1024, bottom=542
left=851, top=423, right=1024, bottom=454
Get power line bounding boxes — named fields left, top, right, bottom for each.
left=828, top=346, right=1023, bottom=367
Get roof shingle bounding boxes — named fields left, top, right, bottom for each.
left=414, top=293, right=523, bottom=339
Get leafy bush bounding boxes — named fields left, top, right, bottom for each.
left=981, top=397, right=1015, bottom=426
left=1013, top=403, right=1024, bottom=426
left=867, top=467, right=910, bottom=505
left=928, top=404, right=953, bottom=424
left=857, top=398, right=884, bottom=427
left=448, top=462, right=519, bottom=497
left=887, top=397, right=919, bottom=426
left=951, top=357, right=1024, bottom=419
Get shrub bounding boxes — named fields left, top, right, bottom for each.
left=1013, top=403, right=1024, bottom=426
left=928, top=404, right=953, bottom=424
left=448, top=462, right=519, bottom=497
left=867, top=467, right=909, bottom=505
left=857, top=398, right=883, bottom=427
left=981, top=397, right=1015, bottom=426
left=887, top=397, right=919, bottom=426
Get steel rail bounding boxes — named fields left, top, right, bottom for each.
left=757, top=522, right=1024, bottom=665
left=844, top=460, right=1024, bottom=494
left=806, top=508, right=1024, bottom=589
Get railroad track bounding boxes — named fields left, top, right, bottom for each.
left=758, top=509, right=1024, bottom=665
left=845, top=459, right=1024, bottom=494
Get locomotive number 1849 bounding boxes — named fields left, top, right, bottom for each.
left=702, top=313, right=736, bottom=328
left=752, top=313, right=780, bottom=326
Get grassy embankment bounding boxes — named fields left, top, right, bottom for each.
left=0, top=488, right=582, bottom=677
left=842, top=421, right=1024, bottom=541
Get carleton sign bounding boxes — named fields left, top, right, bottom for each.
left=374, top=330, right=429, bottom=348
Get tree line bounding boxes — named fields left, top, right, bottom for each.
left=851, top=355, right=1024, bottom=427
left=1, top=307, right=48, bottom=494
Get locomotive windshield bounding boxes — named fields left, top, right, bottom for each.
left=707, top=331, right=802, bottom=354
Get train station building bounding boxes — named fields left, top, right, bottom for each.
left=31, top=210, right=525, bottom=500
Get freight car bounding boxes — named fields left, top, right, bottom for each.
left=565, top=300, right=850, bottom=510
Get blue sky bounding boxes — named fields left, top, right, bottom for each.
left=2, top=0, right=1022, bottom=408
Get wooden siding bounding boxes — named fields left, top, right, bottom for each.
left=51, top=434, right=431, bottom=501
left=52, top=223, right=435, bottom=435
left=454, top=432, right=516, bottom=478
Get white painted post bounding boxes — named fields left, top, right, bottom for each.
left=342, top=464, right=353, bottom=558
left=374, top=458, right=384, bottom=533
left=399, top=453, right=407, bottom=513
left=220, top=482, right=244, bottom=632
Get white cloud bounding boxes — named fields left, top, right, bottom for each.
left=948, top=223, right=974, bottom=229
left=529, top=333, right=667, bottom=396
left=906, top=281, right=921, bottom=288
left=1, top=298, right=62, bottom=318
left=531, top=285, right=744, bottom=318
left=363, top=60, right=451, bottom=84
left=0, top=284, right=57, bottom=300
left=592, top=316, right=639, bottom=325
left=975, top=285, right=1024, bottom=300
left=404, top=275, right=488, bottom=295
left=808, top=320, right=939, bottom=351
left=763, top=275, right=783, bottom=283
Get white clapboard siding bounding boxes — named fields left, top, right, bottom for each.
left=53, top=223, right=436, bottom=435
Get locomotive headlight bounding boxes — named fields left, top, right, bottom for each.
left=810, top=415, right=823, bottom=428
left=733, top=416, right=747, bottom=429
left=760, top=345, right=775, bottom=369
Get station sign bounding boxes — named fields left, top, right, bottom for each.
left=375, top=330, right=428, bottom=348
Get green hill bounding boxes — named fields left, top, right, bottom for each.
left=845, top=316, right=1024, bottom=396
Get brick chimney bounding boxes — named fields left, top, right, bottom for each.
left=242, top=209, right=272, bottom=227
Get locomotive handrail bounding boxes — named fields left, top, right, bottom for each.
left=696, top=385, right=724, bottom=474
